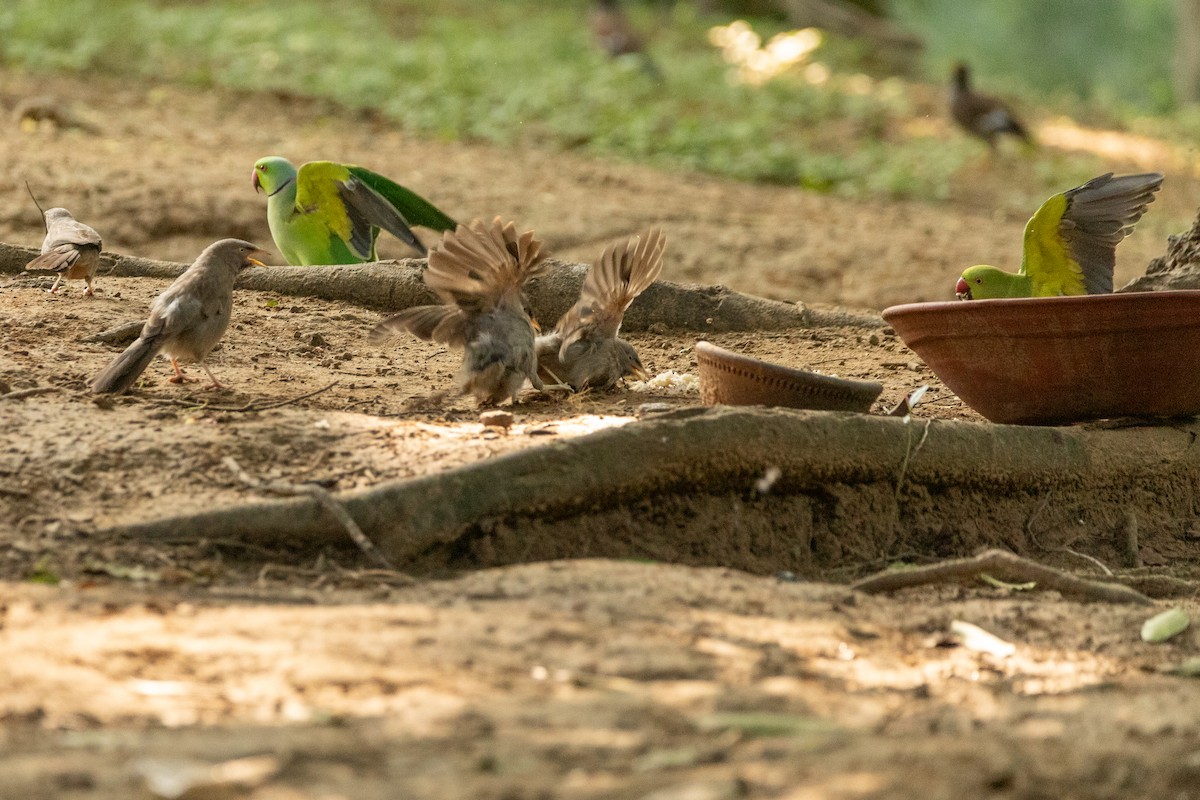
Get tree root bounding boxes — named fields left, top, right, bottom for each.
left=102, top=409, right=1200, bottom=575
left=0, top=242, right=883, bottom=333
left=852, top=549, right=1155, bottom=605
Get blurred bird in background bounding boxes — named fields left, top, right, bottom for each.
left=24, top=206, right=103, bottom=296
left=950, top=62, right=1033, bottom=150
left=591, top=0, right=664, bottom=80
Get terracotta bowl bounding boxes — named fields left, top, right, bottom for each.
left=882, top=291, right=1200, bottom=425
left=696, top=341, right=882, bottom=412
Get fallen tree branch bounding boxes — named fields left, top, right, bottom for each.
left=851, top=549, right=1154, bottom=605
left=101, top=409, right=1200, bottom=574
left=1, top=242, right=883, bottom=332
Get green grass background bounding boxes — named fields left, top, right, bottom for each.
left=0, top=0, right=1189, bottom=201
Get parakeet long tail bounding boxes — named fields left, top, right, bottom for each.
left=347, top=166, right=457, bottom=233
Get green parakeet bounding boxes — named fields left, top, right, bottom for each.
left=252, top=157, right=456, bottom=265
left=956, top=172, right=1163, bottom=300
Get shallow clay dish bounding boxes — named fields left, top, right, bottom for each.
left=882, top=291, right=1200, bottom=425
left=696, top=341, right=882, bottom=412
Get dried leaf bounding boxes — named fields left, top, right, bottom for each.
left=949, top=619, right=1016, bottom=658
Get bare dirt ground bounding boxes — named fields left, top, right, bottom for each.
left=2, top=70, right=1200, bottom=799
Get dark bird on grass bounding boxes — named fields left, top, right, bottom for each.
left=950, top=62, right=1033, bottom=149
left=369, top=218, right=550, bottom=406
left=591, top=0, right=664, bottom=80
left=91, top=239, right=268, bottom=394
left=24, top=204, right=103, bottom=296
left=536, top=228, right=665, bottom=390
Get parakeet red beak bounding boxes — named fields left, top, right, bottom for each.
left=955, top=277, right=972, bottom=300
left=252, top=170, right=263, bottom=194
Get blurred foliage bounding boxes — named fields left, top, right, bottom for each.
left=0, top=0, right=1183, bottom=202
left=0, top=0, right=977, bottom=198
left=891, top=0, right=1176, bottom=112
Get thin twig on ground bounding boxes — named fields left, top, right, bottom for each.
left=1023, top=490, right=1053, bottom=544
left=851, top=548, right=1154, bottom=605
left=143, top=381, right=339, bottom=413
left=894, top=418, right=932, bottom=501
left=330, top=563, right=416, bottom=587
left=1, top=387, right=59, bottom=401
left=1023, top=489, right=1115, bottom=575
left=1061, top=547, right=1114, bottom=576
left=223, top=456, right=394, bottom=570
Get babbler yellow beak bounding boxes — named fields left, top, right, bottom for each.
left=246, top=247, right=271, bottom=268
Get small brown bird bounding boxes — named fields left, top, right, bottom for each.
left=536, top=228, right=665, bottom=390
left=369, top=217, right=549, bottom=405
left=949, top=63, right=1032, bottom=149
left=91, top=239, right=267, bottom=394
left=24, top=207, right=103, bottom=296
left=591, top=0, right=663, bottom=79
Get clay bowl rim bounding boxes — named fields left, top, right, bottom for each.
left=882, top=289, right=1200, bottom=335
left=880, top=289, right=1200, bottom=425
left=695, top=340, right=884, bottom=411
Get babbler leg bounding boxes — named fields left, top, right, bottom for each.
left=167, top=357, right=192, bottom=384
left=201, top=363, right=224, bottom=390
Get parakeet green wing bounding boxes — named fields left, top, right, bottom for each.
left=346, top=165, right=457, bottom=234
left=296, top=161, right=426, bottom=259
left=956, top=171, right=1163, bottom=300
left=1020, top=172, right=1164, bottom=296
